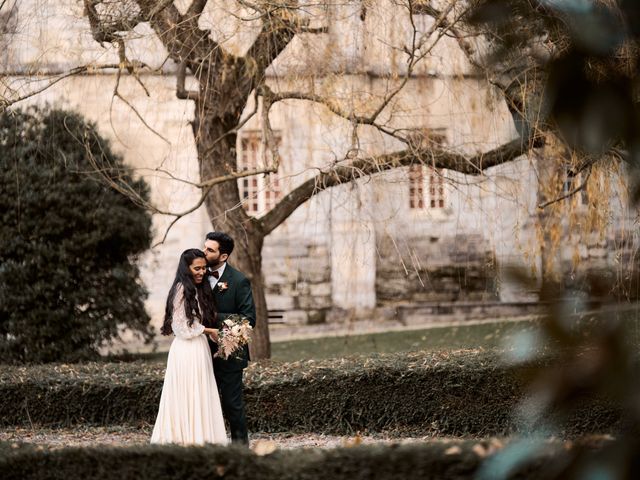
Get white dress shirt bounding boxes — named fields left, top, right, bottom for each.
left=208, top=262, right=227, bottom=289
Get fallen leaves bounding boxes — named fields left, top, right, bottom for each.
left=252, top=440, right=278, bottom=455
left=444, top=445, right=462, bottom=455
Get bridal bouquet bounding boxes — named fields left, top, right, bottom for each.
left=215, top=314, right=253, bottom=359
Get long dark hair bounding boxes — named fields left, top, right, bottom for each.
left=161, top=249, right=217, bottom=336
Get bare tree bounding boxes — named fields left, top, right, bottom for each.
left=0, top=0, right=19, bottom=105
left=64, top=0, right=549, bottom=359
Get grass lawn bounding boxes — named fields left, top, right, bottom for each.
left=112, top=318, right=544, bottom=363
left=271, top=305, right=640, bottom=362
left=111, top=305, right=640, bottom=364
left=269, top=319, right=541, bottom=362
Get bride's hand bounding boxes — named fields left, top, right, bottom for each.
left=203, top=327, right=218, bottom=343
left=207, top=329, right=219, bottom=343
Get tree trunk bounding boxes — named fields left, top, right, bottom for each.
left=231, top=234, right=270, bottom=359
left=194, top=106, right=271, bottom=359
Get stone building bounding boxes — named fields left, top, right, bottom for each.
left=2, top=0, right=637, bottom=338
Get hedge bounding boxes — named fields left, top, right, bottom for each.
left=0, top=350, right=622, bottom=436
left=0, top=439, right=600, bottom=480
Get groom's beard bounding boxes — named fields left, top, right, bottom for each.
left=207, top=260, right=223, bottom=270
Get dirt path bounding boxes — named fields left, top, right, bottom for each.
left=0, top=426, right=431, bottom=452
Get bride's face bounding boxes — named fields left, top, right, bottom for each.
left=189, top=257, right=208, bottom=284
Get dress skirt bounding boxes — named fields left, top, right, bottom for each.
left=151, top=334, right=228, bottom=445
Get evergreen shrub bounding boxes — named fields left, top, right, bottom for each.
left=0, top=107, right=153, bottom=363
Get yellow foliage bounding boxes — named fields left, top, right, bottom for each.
left=528, top=131, right=633, bottom=284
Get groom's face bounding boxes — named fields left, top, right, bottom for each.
left=204, top=239, right=228, bottom=269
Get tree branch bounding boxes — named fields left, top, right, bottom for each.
left=537, top=167, right=592, bottom=209
left=1, top=63, right=132, bottom=111
left=264, top=87, right=370, bottom=123
left=83, top=0, right=222, bottom=86
left=245, top=16, right=297, bottom=79
left=112, top=68, right=171, bottom=145
left=258, top=86, right=424, bottom=147
left=84, top=0, right=145, bottom=44
left=176, top=60, right=200, bottom=100
left=186, top=0, right=208, bottom=19
left=259, top=1, right=461, bottom=137
left=135, top=0, right=222, bottom=72
left=244, top=2, right=330, bottom=81
left=260, top=87, right=281, bottom=170
left=299, top=26, right=329, bottom=34
left=259, top=136, right=542, bottom=235
left=197, top=165, right=278, bottom=188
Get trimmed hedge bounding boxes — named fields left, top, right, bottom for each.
left=0, top=350, right=622, bottom=436
left=0, top=439, right=594, bottom=480
left=0, top=363, right=163, bottom=427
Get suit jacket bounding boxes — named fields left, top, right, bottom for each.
left=208, top=263, right=256, bottom=371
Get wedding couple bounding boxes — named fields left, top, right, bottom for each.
left=150, top=232, right=256, bottom=446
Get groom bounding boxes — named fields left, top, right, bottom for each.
left=204, top=231, right=256, bottom=445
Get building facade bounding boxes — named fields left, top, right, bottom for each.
left=3, top=0, right=637, bottom=338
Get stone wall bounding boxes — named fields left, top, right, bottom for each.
left=553, top=229, right=640, bottom=299
left=263, top=236, right=333, bottom=325
left=376, top=233, right=498, bottom=306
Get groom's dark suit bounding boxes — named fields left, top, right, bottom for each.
left=207, top=263, right=256, bottom=445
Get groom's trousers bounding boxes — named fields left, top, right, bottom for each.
left=214, top=367, right=249, bottom=445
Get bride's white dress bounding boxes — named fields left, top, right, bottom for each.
left=151, top=284, right=228, bottom=445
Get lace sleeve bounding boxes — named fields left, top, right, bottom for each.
left=171, top=284, right=205, bottom=339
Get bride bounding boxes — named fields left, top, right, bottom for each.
left=151, top=249, right=228, bottom=445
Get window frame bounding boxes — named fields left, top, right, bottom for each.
left=407, top=128, right=448, bottom=214
left=237, top=130, right=283, bottom=215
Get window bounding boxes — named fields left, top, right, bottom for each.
left=428, top=168, right=445, bottom=208
left=237, top=131, right=282, bottom=215
left=409, top=166, right=446, bottom=210
left=409, top=165, right=424, bottom=209
left=408, top=128, right=447, bottom=210
left=562, top=167, right=589, bottom=206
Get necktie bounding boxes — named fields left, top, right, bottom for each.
left=212, top=270, right=220, bottom=279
